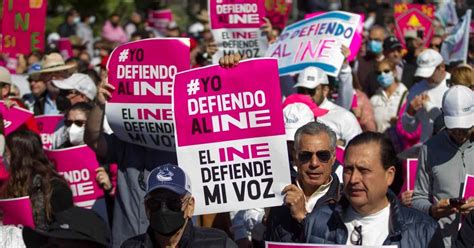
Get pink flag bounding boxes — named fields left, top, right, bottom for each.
left=400, top=158, right=418, bottom=192
left=45, top=145, right=104, bottom=209
left=0, top=101, right=34, bottom=135
left=35, top=115, right=63, bottom=149
left=265, top=0, right=292, bottom=30
left=148, top=9, right=173, bottom=35
left=394, top=4, right=435, bottom=49
left=0, top=196, right=35, bottom=228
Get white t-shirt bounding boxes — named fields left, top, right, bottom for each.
left=344, top=204, right=391, bottom=246
left=370, top=83, right=408, bottom=133
left=318, top=98, right=362, bottom=145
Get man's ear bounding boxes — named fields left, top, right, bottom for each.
left=386, top=165, right=396, bottom=186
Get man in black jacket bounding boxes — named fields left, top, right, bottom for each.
left=264, top=121, right=341, bottom=243
left=121, top=164, right=237, bottom=248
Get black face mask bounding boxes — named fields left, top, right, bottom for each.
left=56, top=94, right=71, bottom=112
left=111, top=22, right=119, bottom=28
left=149, top=207, right=186, bottom=236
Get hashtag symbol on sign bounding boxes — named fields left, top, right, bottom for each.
left=118, top=49, right=129, bottom=62
left=187, top=79, right=200, bottom=96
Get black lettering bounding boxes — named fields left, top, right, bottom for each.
left=262, top=177, right=275, bottom=199
left=204, top=184, right=226, bottom=205
left=127, top=133, right=146, bottom=144
left=200, top=76, right=210, bottom=92
left=149, top=134, right=174, bottom=147
left=136, top=48, right=144, bottom=62
left=201, top=168, right=211, bottom=183
left=233, top=181, right=246, bottom=202
left=210, top=75, right=221, bottom=91
left=199, top=150, right=207, bottom=165
left=247, top=180, right=261, bottom=200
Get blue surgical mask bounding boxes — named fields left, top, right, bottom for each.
left=377, top=72, right=395, bottom=88
left=367, top=40, right=383, bottom=54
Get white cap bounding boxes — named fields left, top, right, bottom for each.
left=0, top=66, right=12, bottom=85
left=415, top=49, right=443, bottom=78
left=442, top=85, right=474, bottom=129
left=53, top=73, right=97, bottom=101
left=283, top=103, right=315, bottom=141
left=294, top=66, right=329, bottom=89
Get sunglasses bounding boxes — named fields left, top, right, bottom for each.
left=375, top=69, right=391, bottom=75
left=145, top=196, right=188, bottom=212
left=64, top=120, right=86, bottom=127
left=297, top=150, right=332, bottom=163
left=59, top=89, right=80, bottom=96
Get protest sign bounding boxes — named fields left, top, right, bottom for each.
left=0, top=101, right=34, bottom=135
left=46, top=145, right=104, bottom=209
left=266, top=242, right=397, bottom=248
left=305, top=12, right=364, bottom=62
left=335, top=145, right=345, bottom=165
left=209, top=0, right=269, bottom=63
left=148, top=9, right=173, bottom=35
left=0, top=196, right=35, bottom=228
left=35, top=115, right=64, bottom=149
left=265, top=0, right=292, bottom=30
left=462, top=174, right=474, bottom=200
left=403, top=159, right=418, bottom=192
left=1, top=0, right=47, bottom=55
left=265, top=11, right=361, bottom=77
left=393, top=4, right=435, bottom=49
left=173, top=58, right=291, bottom=215
left=106, top=38, right=190, bottom=151
left=441, top=9, right=471, bottom=64
left=57, top=38, right=73, bottom=60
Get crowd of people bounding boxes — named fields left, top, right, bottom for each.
left=0, top=1, right=473, bottom=247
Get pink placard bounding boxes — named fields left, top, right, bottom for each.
left=105, top=38, right=190, bottom=150
left=0, top=101, right=34, bottom=135
left=35, top=115, right=64, bottom=149
left=45, top=145, right=104, bottom=209
left=400, top=158, right=418, bottom=192
left=462, top=174, right=474, bottom=199
left=148, top=9, right=173, bottom=34
left=0, top=196, right=35, bottom=228
left=174, top=58, right=285, bottom=147
left=394, top=4, right=435, bottom=49
left=335, top=146, right=345, bottom=165
left=57, top=38, right=73, bottom=60
left=305, top=12, right=364, bottom=62
left=1, top=0, right=47, bottom=55
left=209, top=0, right=265, bottom=29
left=265, top=0, right=292, bottom=30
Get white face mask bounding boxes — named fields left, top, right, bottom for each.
left=88, top=16, right=96, bottom=24
left=68, top=123, right=85, bottom=146
left=73, top=16, right=81, bottom=24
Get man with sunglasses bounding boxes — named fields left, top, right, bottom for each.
left=265, top=121, right=341, bottom=243
left=52, top=73, right=97, bottom=112
left=122, top=164, right=237, bottom=248
left=412, top=85, right=474, bottom=247
left=304, top=132, right=438, bottom=247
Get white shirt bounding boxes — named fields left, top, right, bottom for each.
left=370, top=83, right=408, bottom=133
left=344, top=204, right=391, bottom=246
left=318, top=98, right=362, bottom=145
left=402, top=73, right=450, bottom=142
left=296, top=176, right=333, bottom=213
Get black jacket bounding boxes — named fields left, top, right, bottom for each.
left=454, top=211, right=474, bottom=248
left=304, top=192, right=439, bottom=247
left=264, top=173, right=341, bottom=243
left=121, top=221, right=237, bottom=248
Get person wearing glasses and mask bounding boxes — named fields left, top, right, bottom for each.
left=52, top=102, right=92, bottom=149
left=122, top=164, right=237, bottom=248
left=52, top=73, right=97, bottom=113
left=304, top=132, right=438, bottom=247
left=264, top=121, right=341, bottom=243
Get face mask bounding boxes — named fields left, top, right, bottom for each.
left=73, top=16, right=80, bottom=24
left=68, top=124, right=85, bottom=146
left=377, top=72, right=395, bottom=88
left=88, top=16, right=96, bottom=24
left=149, top=206, right=186, bottom=236
left=367, top=40, right=383, bottom=54
left=56, top=95, right=71, bottom=112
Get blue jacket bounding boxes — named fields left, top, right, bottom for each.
left=304, top=192, right=439, bottom=247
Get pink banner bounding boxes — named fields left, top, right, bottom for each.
left=265, top=0, right=292, bottom=30
left=1, top=0, right=47, bottom=55
left=0, top=196, right=35, bottom=228
left=148, top=9, right=173, bottom=34
left=209, top=0, right=265, bottom=29
left=0, top=101, right=34, bottom=135
left=106, top=38, right=190, bottom=150
left=462, top=174, right=474, bottom=199
left=304, top=12, right=364, bottom=62
left=58, top=38, right=73, bottom=60
left=46, top=145, right=104, bottom=209
left=400, top=158, right=418, bottom=192
left=394, top=4, right=435, bottom=49
left=35, top=115, right=64, bottom=149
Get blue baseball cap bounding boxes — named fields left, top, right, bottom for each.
left=146, top=164, right=192, bottom=197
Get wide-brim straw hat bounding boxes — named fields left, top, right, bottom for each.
left=39, top=53, right=75, bottom=73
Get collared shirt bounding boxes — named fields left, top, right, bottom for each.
left=318, top=99, right=362, bottom=145
left=370, top=83, right=407, bottom=133
left=296, top=176, right=333, bottom=213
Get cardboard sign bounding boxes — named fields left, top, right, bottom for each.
left=173, top=58, right=291, bottom=215
left=0, top=101, right=34, bottom=135
left=393, top=4, right=435, bottom=49
left=57, top=38, right=73, bottom=60
left=1, top=0, right=47, bottom=54
left=462, top=174, right=474, bottom=199
left=265, top=11, right=361, bottom=77
left=266, top=242, right=397, bottom=248
left=209, top=0, right=269, bottom=63
left=45, top=145, right=104, bottom=209
left=0, top=196, right=35, bottom=228
left=265, top=0, right=292, bottom=30
left=148, top=9, right=173, bottom=35
left=106, top=38, right=190, bottom=151
left=35, top=115, right=64, bottom=149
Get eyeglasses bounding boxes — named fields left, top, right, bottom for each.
left=297, top=150, right=332, bottom=163
left=59, top=89, right=80, bottom=97
left=145, top=196, right=189, bottom=212
left=375, top=69, right=391, bottom=75
left=64, top=120, right=86, bottom=127
left=350, top=225, right=363, bottom=245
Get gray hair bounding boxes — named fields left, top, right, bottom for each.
left=294, top=121, right=337, bottom=152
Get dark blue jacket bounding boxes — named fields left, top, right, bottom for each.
left=304, top=192, right=439, bottom=247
